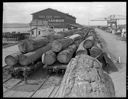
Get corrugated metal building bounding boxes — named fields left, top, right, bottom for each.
left=29, top=8, right=79, bottom=37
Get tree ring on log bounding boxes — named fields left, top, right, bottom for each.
left=52, top=40, right=62, bottom=52
left=5, top=55, right=18, bottom=66
left=83, top=40, right=94, bottom=49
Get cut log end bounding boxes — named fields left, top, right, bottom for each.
left=43, top=50, right=56, bottom=65
left=5, top=55, right=17, bottom=66
left=52, top=41, right=62, bottom=52
left=83, top=40, right=94, bottom=49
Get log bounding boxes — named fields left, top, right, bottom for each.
left=76, top=40, right=88, bottom=55
left=51, top=38, right=74, bottom=52
left=56, top=29, right=77, bottom=37
left=55, top=54, right=115, bottom=97
left=57, top=44, right=77, bottom=64
left=51, top=34, right=82, bottom=52
left=5, top=52, right=22, bottom=66
left=90, top=45, right=103, bottom=58
left=74, top=31, right=84, bottom=38
left=68, top=34, right=82, bottom=41
left=97, top=52, right=118, bottom=73
left=46, top=34, right=64, bottom=42
left=83, top=36, right=94, bottom=49
left=83, top=29, right=90, bottom=38
left=74, top=39, right=83, bottom=48
left=19, top=43, right=52, bottom=66
left=42, top=50, right=56, bottom=65
left=18, top=36, right=49, bottom=53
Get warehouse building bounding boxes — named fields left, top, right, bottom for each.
left=29, top=8, right=82, bottom=37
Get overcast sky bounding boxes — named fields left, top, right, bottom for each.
left=3, top=2, right=126, bottom=25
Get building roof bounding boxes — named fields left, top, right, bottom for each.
left=31, top=8, right=76, bottom=19
left=69, top=23, right=84, bottom=28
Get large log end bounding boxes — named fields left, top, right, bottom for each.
left=5, top=55, right=17, bottom=66
left=52, top=40, right=62, bottom=52
left=42, top=50, right=56, bottom=65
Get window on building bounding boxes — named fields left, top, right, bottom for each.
left=31, top=31, right=34, bottom=35
left=38, top=31, right=40, bottom=35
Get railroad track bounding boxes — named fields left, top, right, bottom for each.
left=3, top=65, right=64, bottom=97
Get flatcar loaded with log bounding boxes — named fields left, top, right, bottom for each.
left=4, top=27, right=116, bottom=97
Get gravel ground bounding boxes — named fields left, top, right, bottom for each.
left=95, top=28, right=126, bottom=97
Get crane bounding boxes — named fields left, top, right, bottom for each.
left=90, top=14, right=126, bottom=33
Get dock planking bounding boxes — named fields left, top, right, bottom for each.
left=49, top=86, right=60, bottom=97
left=49, top=75, right=63, bottom=97
left=3, top=65, right=64, bottom=98
left=3, top=65, right=12, bottom=83
left=32, top=74, right=63, bottom=97
left=3, top=78, right=22, bottom=92
left=3, top=68, right=49, bottom=97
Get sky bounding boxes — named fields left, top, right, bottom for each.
left=3, top=2, right=126, bottom=25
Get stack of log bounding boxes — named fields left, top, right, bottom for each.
left=42, top=34, right=83, bottom=66
left=5, top=27, right=116, bottom=81
left=4, top=28, right=88, bottom=78
left=4, top=27, right=116, bottom=97
left=54, top=29, right=116, bottom=97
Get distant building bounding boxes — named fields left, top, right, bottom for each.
left=29, top=8, right=81, bottom=37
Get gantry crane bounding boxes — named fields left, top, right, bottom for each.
left=90, top=14, right=126, bottom=33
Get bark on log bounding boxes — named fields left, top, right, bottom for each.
left=57, top=44, right=77, bottom=63
left=68, top=34, right=82, bottom=41
left=74, top=39, right=83, bottom=48
left=5, top=52, right=22, bottom=66
left=83, top=29, right=90, bottom=38
left=55, top=54, right=115, bottom=97
left=97, top=52, right=118, bottom=73
left=46, top=34, right=64, bottom=42
left=51, top=34, right=82, bottom=53
left=56, top=29, right=78, bottom=37
left=19, top=43, right=52, bottom=66
left=51, top=38, right=74, bottom=52
left=83, top=36, right=94, bottom=49
left=74, top=31, right=84, bottom=38
left=18, top=36, right=49, bottom=53
left=76, top=40, right=88, bottom=55
left=42, top=50, right=56, bottom=65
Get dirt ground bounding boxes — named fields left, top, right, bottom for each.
left=95, top=28, right=126, bottom=97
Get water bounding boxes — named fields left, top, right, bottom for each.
left=3, top=27, right=30, bottom=33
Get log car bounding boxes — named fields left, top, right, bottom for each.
left=8, top=61, right=43, bottom=82
left=45, top=63, right=67, bottom=75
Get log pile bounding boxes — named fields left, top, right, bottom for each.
left=4, top=29, right=86, bottom=78
left=5, top=27, right=117, bottom=98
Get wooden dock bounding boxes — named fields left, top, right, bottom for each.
left=3, top=65, right=63, bottom=97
